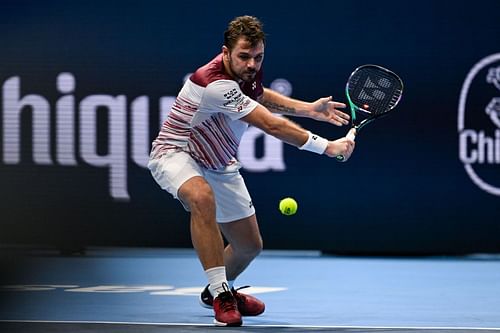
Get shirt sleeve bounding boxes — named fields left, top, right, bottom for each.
left=201, top=80, right=259, bottom=120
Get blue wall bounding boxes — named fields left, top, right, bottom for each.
left=1, top=0, right=499, bottom=254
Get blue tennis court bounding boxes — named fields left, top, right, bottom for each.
left=1, top=247, right=499, bottom=332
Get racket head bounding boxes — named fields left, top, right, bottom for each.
left=336, top=65, right=403, bottom=163
left=346, top=64, right=403, bottom=122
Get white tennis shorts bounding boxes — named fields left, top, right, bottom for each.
left=147, top=150, right=255, bottom=223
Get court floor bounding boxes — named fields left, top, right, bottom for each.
left=1, top=247, right=500, bottom=332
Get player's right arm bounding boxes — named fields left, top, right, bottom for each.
left=241, top=104, right=355, bottom=159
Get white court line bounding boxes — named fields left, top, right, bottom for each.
left=0, top=319, right=499, bottom=330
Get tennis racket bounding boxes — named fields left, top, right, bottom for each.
left=336, top=64, right=403, bottom=161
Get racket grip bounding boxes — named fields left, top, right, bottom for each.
left=335, top=130, right=356, bottom=162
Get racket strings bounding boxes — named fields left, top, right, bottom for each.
left=388, top=89, right=403, bottom=108
left=348, top=68, right=402, bottom=115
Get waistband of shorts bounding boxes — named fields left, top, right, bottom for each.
left=149, top=146, right=184, bottom=160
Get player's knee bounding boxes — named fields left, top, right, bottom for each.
left=242, top=236, right=263, bottom=258
left=252, top=237, right=263, bottom=257
left=187, top=183, right=215, bottom=212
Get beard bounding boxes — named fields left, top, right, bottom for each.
left=228, top=60, right=257, bottom=82
left=240, top=70, right=257, bottom=82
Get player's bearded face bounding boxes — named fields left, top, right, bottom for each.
left=226, top=39, right=264, bottom=82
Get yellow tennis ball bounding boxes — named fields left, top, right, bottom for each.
left=279, top=197, right=298, bottom=216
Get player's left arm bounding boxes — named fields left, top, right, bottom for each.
left=258, top=87, right=350, bottom=126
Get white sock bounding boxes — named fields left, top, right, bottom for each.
left=205, top=266, right=227, bottom=298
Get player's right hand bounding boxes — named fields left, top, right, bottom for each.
left=324, top=130, right=355, bottom=160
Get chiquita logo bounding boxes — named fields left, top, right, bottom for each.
left=458, top=53, right=500, bottom=195
left=1, top=73, right=290, bottom=201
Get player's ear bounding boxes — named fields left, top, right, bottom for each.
left=222, top=46, right=230, bottom=60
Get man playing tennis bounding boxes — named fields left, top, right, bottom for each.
left=148, top=15, right=355, bottom=327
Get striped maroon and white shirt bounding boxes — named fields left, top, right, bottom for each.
left=151, top=53, right=264, bottom=170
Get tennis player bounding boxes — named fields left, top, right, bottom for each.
left=148, top=15, right=355, bottom=327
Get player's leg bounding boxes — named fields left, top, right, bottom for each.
left=148, top=152, right=223, bottom=270
left=148, top=152, right=242, bottom=326
left=218, top=214, right=263, bottom=281
left=203, top=164, right=262, bottom=280
left=217, top=215, right=265, bottom=316
left=199, top=212, right=266, bottom=317
left=177, top=177, right=242, bottom=326
left=177, top=176, right=224, bottom=270
left=200, top=163, right=265, bottom=316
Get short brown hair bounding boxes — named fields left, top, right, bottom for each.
left=224, top=15, right=266, bottom=50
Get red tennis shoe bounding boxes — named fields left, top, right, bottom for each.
left=232, top=286, right=266, bottom=316
left=212, top=284, right=242, bottom=327
left=200, top=285, right=265, bottom=316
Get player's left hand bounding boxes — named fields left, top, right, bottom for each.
left=310, top=96, right=349, bottom=126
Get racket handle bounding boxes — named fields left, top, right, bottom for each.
left=335, top=130, right=356, bottom=162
